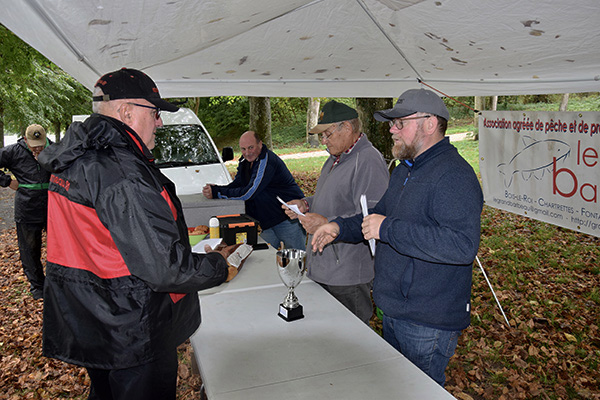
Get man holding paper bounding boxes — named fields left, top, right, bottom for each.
left=284, top=101, right=389, bottom=324
left=311, top=89, right=484, bottom=387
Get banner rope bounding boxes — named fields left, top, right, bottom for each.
left=418, top=79, right=481, bottom=115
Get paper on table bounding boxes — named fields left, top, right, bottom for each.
left=192, top=238, right=223, bottom=254
left=360, top=194, right=376, bottom=257
left=277, top=196, right=305, bottom=217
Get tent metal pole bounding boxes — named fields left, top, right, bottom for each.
left=476, top=256, right=511, bottom=328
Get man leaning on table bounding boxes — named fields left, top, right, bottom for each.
left=203, top=130, right=306, bottom=250
left=284, top=100, right=389, bottom=325
left=38, top=67, right=240, bottom=400
left=311, top=89, right=484, bottom=387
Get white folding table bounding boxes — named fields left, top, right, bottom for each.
left=191, top=246, right=455, bottom=400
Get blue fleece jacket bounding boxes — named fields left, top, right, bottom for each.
left=212, top=146, right=303, bottom=230
left=335, top=137, right=483, bottom=331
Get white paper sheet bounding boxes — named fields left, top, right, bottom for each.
left=192, top=238, right=223, bottom=254
left=277, top=196, right=305, bottom=217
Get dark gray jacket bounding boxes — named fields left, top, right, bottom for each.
left=0, top=137, right=51, bottom=224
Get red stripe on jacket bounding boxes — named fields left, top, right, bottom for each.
left=48, top=183, right=186, bottom=302
left=46, top=191, right=131, bottom=279
left=160, top=188, right=186, bottom=302
left=160, top=188, right=178, bottom=222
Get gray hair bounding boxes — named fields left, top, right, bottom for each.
left=92, top=87, right=126, bottom=116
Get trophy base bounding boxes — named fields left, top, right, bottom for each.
left=278, top=303, right=304, bottom=322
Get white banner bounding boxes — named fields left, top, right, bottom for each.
left=479, top=111, right=600, bottom=238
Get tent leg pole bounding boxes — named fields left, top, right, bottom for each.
left=476, top=256, right=511, bottom=328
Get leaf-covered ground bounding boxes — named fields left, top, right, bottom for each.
left=1, top=179, right=599, bottom=399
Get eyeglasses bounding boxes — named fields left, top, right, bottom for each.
left=388, top=115, right=431, bottom=130
left=127, top=102, right=161, bottom=120
left=321, top=122, right=344, bottom=141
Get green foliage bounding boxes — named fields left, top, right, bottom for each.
left=0, top=25, right=91, bottom=139
left=271, top=97, right=308, bottom=127
left=272, top=123, right=306, bottom=147
left=445, top=97, right=476, bottom=120
left=194, top=97, right=249, bottom=144
left=200, top=96, right=360, bottom=149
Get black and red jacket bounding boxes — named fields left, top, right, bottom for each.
left=37, top=114, right=228, bottom=369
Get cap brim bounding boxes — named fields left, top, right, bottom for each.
left=148, top=98, right=179, bottom=112
left=27, top=139, right=46, bottom=147
left=309, top=123, right=336, bottom=134
left=374, top=108, right=416, bottom=122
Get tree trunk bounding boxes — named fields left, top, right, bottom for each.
left=306, top=98, right=320, bottom=147
left=53, top=121, right=61, bottom=142
left=491, top=96, right=498, bottom=111
left=191, top=97, right=201, bottom=115
left=0, top=100, right=4, bottom=148
left=356, top=98, right=394, bottom=169
left=249, top=97, right=272, bottom=149
left=559, top=93, right=570, bottom=111
left=473, top=96, right=484, bottom=140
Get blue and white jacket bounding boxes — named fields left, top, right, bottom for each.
left=211, top=146, right=303, bottom=230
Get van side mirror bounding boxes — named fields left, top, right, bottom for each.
left=221, top=147, right=234, bottom=162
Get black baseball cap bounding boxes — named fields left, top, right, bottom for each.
left=374, top=89, right=449, bottom=121
left=309, top=100, right=359, bottom=134
left=93, top=68, right=179, bottom=112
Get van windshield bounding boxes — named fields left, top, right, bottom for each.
left=153, top=124, right=221, bottom=166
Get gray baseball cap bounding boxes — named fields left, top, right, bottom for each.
left=374, top=89, right=450, bottom=121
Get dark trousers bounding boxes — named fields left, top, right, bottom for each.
left=16, top=222, right=45, bottom=292
left=86, top=349, right=178, bottom=400
left=318, top=281, right=374, bottom=325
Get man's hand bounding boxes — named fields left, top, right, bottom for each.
left=202, top=184, right=214, bottom=199
left=225, top=266, right=239, bottom=282
left=298, top=212, right=328, bottom=235
left=205, top=243, right=242, bottom=282
left=361, top=214, right=386, bottom=240
left=282, top=199, right=308, bottom=220
left=311, top=222, right=340, bottom=253
left=8, top=180, right=19, bottom=191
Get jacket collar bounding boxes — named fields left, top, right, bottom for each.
left=94, top=114, right=155, bottom=162
left=409, top=136, right=452, bottom=167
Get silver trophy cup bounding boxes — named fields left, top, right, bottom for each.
left=276, top=248, right=307, bottom=321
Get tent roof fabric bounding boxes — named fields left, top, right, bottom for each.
left=2, top=0, right=600, bottom=97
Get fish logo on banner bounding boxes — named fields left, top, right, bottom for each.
left=497, top=135, right=571, bottom=187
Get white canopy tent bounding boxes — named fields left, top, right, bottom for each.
left=2, top=0, right=600, bottom=98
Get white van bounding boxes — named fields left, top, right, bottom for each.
left=154, top=107, right=233, bottom=195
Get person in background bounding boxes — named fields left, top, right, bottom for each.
left=37, top=68, right=240, bottom=400
left=311, top=89, right=484, bottom=386
left=284, top=101, right=389, bottom=324
left=0, top=124, right=51, bottom=300
left=203, top=130, right=306, bottom=249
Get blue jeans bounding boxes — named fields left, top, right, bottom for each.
left=382, top=315, right=460, bottom=387
left=260, top=219, right=306, bottom=250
